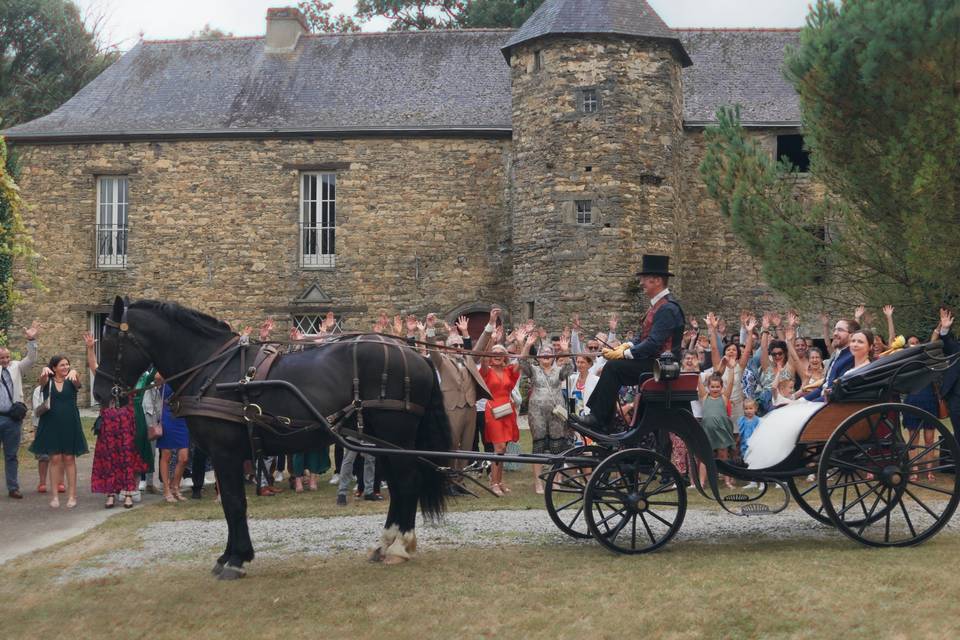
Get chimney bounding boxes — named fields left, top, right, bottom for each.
left=265, top=7, right=307, bottom=53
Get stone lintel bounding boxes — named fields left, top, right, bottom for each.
left=265, top=305, right=369, bottom=315
left=281, top=162, right=352, bottom=171
left=83, top=166, right=139, bottom=175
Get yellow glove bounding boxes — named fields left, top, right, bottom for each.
left=602, top=343, right=631, bottom=360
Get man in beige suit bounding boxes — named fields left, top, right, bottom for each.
left=426, top=314, right=490, bottom=490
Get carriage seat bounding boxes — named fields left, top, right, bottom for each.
left=638, top=372, right=700, bottom=404
left=831, top=342, right=948, bottom=402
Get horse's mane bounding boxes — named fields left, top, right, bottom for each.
left=130, top=300, right=234, bottom=337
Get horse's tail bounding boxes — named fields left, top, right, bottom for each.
left=415, top=359, right=451, bottom=520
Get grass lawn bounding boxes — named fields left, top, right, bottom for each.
left=4, top=423, right=960, bottom=638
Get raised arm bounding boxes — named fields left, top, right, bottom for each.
left=18, top=320, right=39, bottom=370
left=569, top=313, right=583, bottom=353
left=820, top=312, right=835, bottom=357
left=82, top=331, right=98, bottom=374
left=759, top=314, right=772, bottom=373
left=783, top=325, right=804, bottom=376
left=882, top=305, right=896, bottom=346
left=705, top=312, right=722, bottom=368
left=739, top=315, right=757, bottom=370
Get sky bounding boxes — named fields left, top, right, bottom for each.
left=75, top=0, right=812, bottom=50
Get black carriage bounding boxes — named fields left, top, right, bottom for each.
left=542, top=342, right=960, bottom=553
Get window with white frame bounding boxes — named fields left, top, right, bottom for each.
left=293, top=314, right=342, bottom=336
left=96, top=176, right=128, bottom=268
left=580, top=89, right=598, bottom=114
left=300, top=173, right=336, bottom=268
left=575, top=200, right=593, bottom=224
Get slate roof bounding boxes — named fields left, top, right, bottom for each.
left=678, top=29, right=802, bottom=126
left=3, top=30, right=514, bottom=140
left=3, top=28, right=801, bottom=141
left=502, top=0, right=692, bottom=67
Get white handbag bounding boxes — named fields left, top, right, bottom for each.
left=491, top=401, right=514, bottom=419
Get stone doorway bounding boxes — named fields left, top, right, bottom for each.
left=445, top=302, right=509, bottom=341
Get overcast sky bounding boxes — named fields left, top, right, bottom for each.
left=75, top=0, right=812, bottom=50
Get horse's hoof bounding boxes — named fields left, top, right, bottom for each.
left=382, top=554, right=409, bottom=566
left=367, top=547, right=384, bottom=563
left=218, top=565, right=246, bottom=580
left=211, top=562, right=225, bottom=576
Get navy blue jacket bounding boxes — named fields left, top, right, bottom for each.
left=629, top=295, right=685, bottom=360
left=805, top=346, right=854, bottom=402
left=941, top=332, right=960, bottom=400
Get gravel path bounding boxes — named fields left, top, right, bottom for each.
left=62, top=505, right=960, bottom=582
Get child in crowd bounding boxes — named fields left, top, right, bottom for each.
left=698, top=372, right=736, bottom=489
left=737, top=399, right=762, bottom=490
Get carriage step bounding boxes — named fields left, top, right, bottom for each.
left=723, top=493, right=750, bottom=502
left=740, top=504, right=772, bottom=516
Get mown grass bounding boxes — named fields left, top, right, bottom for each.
left=5, top=421, right=960, bottom=639
left=2, top=532, right=960, bottom=640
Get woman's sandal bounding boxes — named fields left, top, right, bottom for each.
left=104, top=494, right=116, bottom=509
left=499, top=483, right=511, bottom=494
left=174, top=492, right=189, bottom=502
left=37, top=483, right=47, bottom=494
left=490, top=483, right=504, bottom=497
left=294, top=477, right=304, bottom=493
left=123, top=495, right=134, bottom=509
left=66, top=497, right=77, bottom=509
left=163, top=493, right=177, bottom=504
left=927, top=472, right=937, bottom=482
left=49, top=497, right=60, bottom=508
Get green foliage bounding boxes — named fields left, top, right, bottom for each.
left=0, top=137, right=41, bottom=335
left=0, top=0, right=119, bottom=128
left=298, top=0, right=545, bottom=32
left=700, top=0, right=960, bottom=335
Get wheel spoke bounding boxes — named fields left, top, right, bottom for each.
left=842, top=433, right=887, bottom=469
left=646, top=500, right=680, bottom=507
left=606, top=511, right=632, bottom=540
left=646, top=482, right=679, bottom=498
left=828, top=457, right=876, bottom=475
left=854, top=490, right=885, bottom=536
left=644, top=508, right=675, bottom=529
left=907, top=439, right=948, bottom=467
left=639, top=463, right=661, bottom=493
left=638, top=512, right=658, bottom=545
left=565, top=506, right=585, bottom=528
left=836, top=482, right=882, bottom=517
left=595, top=504, right=629, bottom=528
left=883, top=489, right=892, bottom=542
left=905, top=479, right=955, bottom=497
left=903, top=487, right=945, bottom=520
left=555, top=495, right=586, bottom=511
left=898, top=495, right=918, bottom=538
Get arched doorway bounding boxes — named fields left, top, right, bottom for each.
left=445, top=301, right=511, bottom=341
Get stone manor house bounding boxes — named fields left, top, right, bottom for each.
left=4, top=0, right=805, bottom=394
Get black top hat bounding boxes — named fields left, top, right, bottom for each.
left=637, top=254, right=674, bottom=277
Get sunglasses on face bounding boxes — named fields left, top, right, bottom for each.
left=772, top=351, right=785, bottom=356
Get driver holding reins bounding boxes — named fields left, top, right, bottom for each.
left=571, top=255, right=686, bottom=432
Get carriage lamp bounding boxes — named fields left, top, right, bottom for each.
left=653, top=352, right=680, bottom=381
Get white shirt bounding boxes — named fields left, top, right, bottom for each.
left=649, top=288, right=670, bottom=307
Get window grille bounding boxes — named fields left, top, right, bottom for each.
left=576, top=200, right=593, bottom=225
left=293, top=314, right=342, bottom=336
left=581, top=89, right=598, bottom=113
left=96, top=176, right=128, bottom=268
left=300, top=172, right=336, bottom=268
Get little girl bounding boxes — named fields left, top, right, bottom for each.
left=698, top=372, right=736, bottom=489
left=737, top=399, right=762, bottom=489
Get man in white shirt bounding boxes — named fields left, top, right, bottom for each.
left=0, top=321, right=40, bottom=499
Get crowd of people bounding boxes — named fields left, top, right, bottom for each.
left=1, top=298, right=958, bottom=508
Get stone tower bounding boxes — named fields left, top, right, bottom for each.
left=502, top=0, right=691, bottom=331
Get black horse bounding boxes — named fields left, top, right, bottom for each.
left=93, top=297, right=451, bottom=578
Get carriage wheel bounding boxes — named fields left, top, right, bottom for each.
left=544, top=445, right=609, bottom=539
left=583, top=448, right=686, bottom=554
left=788, top=451, right=893, bottom=528
left=819, top=403, right=960, bottom=547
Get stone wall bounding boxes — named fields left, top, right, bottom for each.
left=508, top=36, right=685, bottom=333
left=10, top=136, right=512, bottom=400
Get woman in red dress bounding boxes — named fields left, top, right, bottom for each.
left=477, top=308, right=520, bottom=496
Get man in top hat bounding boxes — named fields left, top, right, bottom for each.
left=572, top=255, right=685, bottom=431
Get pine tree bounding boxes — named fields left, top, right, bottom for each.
left=700, top=0, right=960, bottom=334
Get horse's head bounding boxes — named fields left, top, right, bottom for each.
left=93, top=296, right=154, bottom=405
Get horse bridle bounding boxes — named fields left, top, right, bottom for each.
left=98, top=304, right=241, bottom=406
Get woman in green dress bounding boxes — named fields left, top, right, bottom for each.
left=30, top=355, right=87, bottom=508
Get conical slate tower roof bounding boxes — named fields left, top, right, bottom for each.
left=502, top=0, right=691, bottom=66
